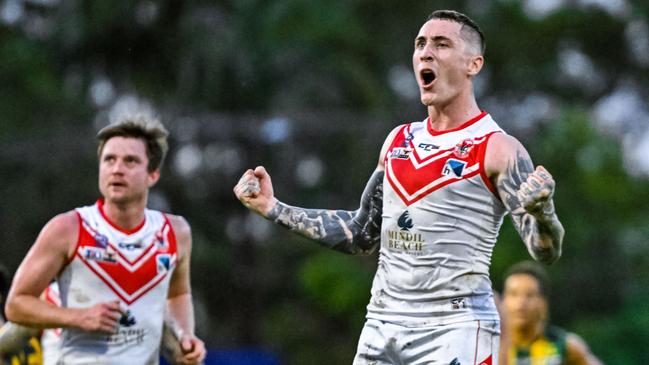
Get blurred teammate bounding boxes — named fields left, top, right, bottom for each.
left=1, top=265, right=43, bottom=365
left=1, top=282, right=62, bottom=365
left=5, top=115, right=206, bottom=365
left=235, top=9, right=564, bottom=365
left=503, top=262, right=603, bottom=365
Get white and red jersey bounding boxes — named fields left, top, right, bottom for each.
left=367, top=111, right=507, bottom=326
left=56, top=200, right=178, bottom=365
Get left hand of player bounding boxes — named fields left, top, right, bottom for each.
left=516, top=165, right=556, bottom=218
left=176, top=334, right=206, bottom=365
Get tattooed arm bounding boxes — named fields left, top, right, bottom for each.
left=234, top=167, right=383, bottom=255
left=267, top=170, right=383, bottom=254
left=486, top=133, right=564, bottom=264
left=233, top=128, right=404, bottom=255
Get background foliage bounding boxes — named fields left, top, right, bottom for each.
left=1, top=0, right=648, bottom=364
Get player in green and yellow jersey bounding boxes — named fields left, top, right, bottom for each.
left=502, top=261, right=603, bottom=365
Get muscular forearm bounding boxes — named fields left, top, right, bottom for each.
left=166, top=293, right=195, bottom=337
left=6, top=295, right=79, bottom=329
left=266, top=171, right=383, bottom=255
left=497, top=149, right=563, bottom=265
left=520, top=203, right=564, bottom=264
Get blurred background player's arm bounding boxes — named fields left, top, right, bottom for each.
left=0, top=322, right=39, bottom=357
left=565, top=333, right=605, bottom=365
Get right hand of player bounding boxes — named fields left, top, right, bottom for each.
left=75, top=300, right=124, bottom=333
left=233, top=166, right=277, bottom=217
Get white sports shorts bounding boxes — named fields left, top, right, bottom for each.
left=353, top=318, right=499, bottom=365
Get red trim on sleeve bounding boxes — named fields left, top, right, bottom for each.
left=478, top=132, right=501, bottom=199
left=66, top=211, right=84, bottom=265
left=163, top=214, right=178, bottom=256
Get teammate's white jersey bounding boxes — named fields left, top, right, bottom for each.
left=56, top=200, right=178, bottom=365
left=41, top=282, right=62, bottom=365
left=367, top=111, right=507, bottom=326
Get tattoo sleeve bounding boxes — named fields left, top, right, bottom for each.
left=266, top=171, right=384, bottom=255
left=497, top=151, right=564, bottom=264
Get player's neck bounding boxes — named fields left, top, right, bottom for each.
left=510, top=321, right=545, bottom=347
left=101, top=198, right=147, bottom=231
left=426, top=96, right=481, bottom=132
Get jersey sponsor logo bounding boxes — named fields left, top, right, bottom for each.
left=389, top=147, right=412, bottom=160
left=454, top=138, right=474, bottom=158
left=119, top=310, right=137, bottom=327
left=94, top=233, right=109, bottom=248
left=84, top=247, right=117, bottom=264
left=157, top=254, right=171, bottom=273
left=402, top=132, right=414, bottom=147
left=106, top=328, right=146, bottom=346
left=418, top=142, right=439, bottom=151
left=388, top=212, right=425, bottom=255
left=155, top=231, right=168, bottom=249
left=442, top=159, right=467, bottom=178
left=397, top=211, right=414, bottom=231
left=118, top=240, right=143, bottom=251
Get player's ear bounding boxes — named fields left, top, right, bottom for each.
left=148, top=169, right=161, bottom=187
left=467, top=54, right=484, bottom=77
left=540, top=297, right=549, bottom=321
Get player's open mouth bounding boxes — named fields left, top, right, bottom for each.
left=420, top=69, right=436, bottom=87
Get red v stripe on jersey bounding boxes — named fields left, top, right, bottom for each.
left=76, top=217, right=177, bottom=305
left=80, top=219, right=161, bottom=268
left=386, top=130, right=490, bottom=206
left=78, top=253, right=174, bottom=305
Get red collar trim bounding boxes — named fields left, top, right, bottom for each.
left=427, top=111, right=488, bottom=136
left=97, top=199, right=146, bottom=234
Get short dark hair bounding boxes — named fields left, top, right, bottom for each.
left=428, top=10, right=485, bottom=54
left=97, top=115, right=169, bottom=172
left=504, top=260, right=550, bottom=297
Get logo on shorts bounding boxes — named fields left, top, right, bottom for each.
left=478, top=355, right=492, bottom=365
left=397, top=211, right=413, bottom=231
left=442, top=159, right=466, bottom=178
left=451, top=297, right=467, bottom=310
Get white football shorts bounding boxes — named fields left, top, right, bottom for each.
left=353, top=318, right=499, bottom=365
